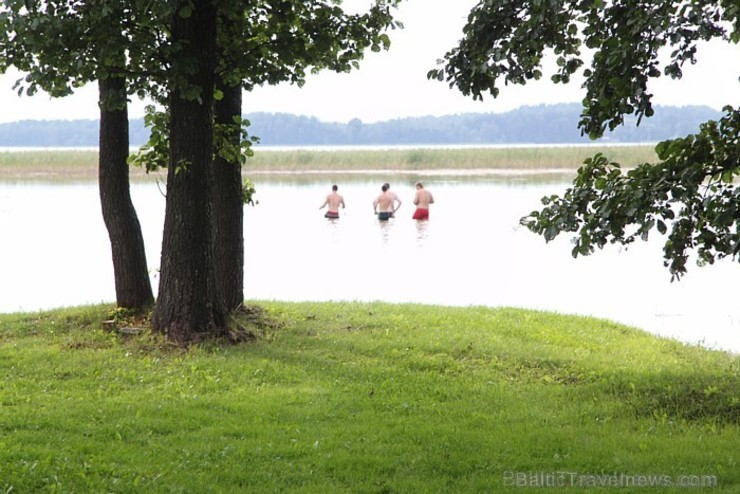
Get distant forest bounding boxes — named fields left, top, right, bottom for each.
left=0, top=103, right=720, bottom=147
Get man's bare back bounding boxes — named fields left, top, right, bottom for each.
left=320, top=185, right=345, bottom=218
left=373, top=192, right=395, bottom=212
left=413, top=188, right=434, bottom=209
left=324, top=192, right=344, bottom=212
left=412, top=182, right=434, bottom=220
left=373, top=183, right=401, bottom=221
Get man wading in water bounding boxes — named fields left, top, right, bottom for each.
left=319, top=184, right=346, bottom=219
left=412, top=182, right=434, bottom=220
left=373, top=183, right=401, bottom=221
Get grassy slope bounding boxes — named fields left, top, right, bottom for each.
left=0, top=302, right=737, bottom=493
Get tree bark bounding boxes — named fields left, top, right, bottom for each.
left=152, top=0, right=226, bottom=343
left=98, top=76, right=154, bottom=309
left=213, top=81, right=244, bottom=312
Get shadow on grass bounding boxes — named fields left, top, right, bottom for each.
left=610, top=370, right=740, bottom=424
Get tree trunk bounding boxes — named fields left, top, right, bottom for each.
left=152, top=0, right=226, bottom=343
left=98, top=76, right=154, bottom=309
left=213, top=81, right=244, bottom=312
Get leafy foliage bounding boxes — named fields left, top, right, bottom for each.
left=429, top=0, right=738, bottom=139
left=434, top=1, right=740, bottom=277
left=0, top=0, right=402, bottom=110
left=129, top=106, right=259, bottom=171
left=214, top=115, right=260, bottom=166
left=521, top=106, right=740, bottom=279
left=127, top=106, right=171, bottom=173
left=241, top=177, right=258, bottom=206
left=0, top=1, right=168, bottom=106
left=217, top=1, right=401, bottom=90
left=130, top=105, right=260, bottom=206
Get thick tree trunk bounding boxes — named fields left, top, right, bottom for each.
left=213, top=81, right=244, bottom=312
left=152, top=0, right=226, bottom=343
left=98, top=77, right=154, bottom=309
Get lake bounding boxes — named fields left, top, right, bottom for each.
left=1, top=175, right=738, bottom=353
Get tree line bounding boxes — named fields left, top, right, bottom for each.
left=0, top=103, right=720, bottom=147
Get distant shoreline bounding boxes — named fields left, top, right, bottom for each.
left=0, top=144, right=658, bottom=182
left=0, top=103, right=719, bottom=148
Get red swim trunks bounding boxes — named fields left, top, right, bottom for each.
left=412, top=208, right=429, bottom=220
left=324, top=211, right=339, bottom=219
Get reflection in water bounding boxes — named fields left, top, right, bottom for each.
left=415, top=220, right=430, bottom=244
left=1, top=178, right=738, bottom=353
left=322, top=217, right=341, bottom=249
left=376, top=217, right=395, bottom=245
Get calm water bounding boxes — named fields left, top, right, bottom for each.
left=1, top=177, right=738, bottom=353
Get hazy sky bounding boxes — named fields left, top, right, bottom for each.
left=1, top=0, right=738, bottom=124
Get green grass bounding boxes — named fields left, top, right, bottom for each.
left=1, top=302, right=737, bottom=493
left=0, top=145, right=658, bottom=182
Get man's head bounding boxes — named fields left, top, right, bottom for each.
left=381, top=184, right=389, bottom=192
left=332, top=184, right=338, bottom=191
left=415, top=182, right=424, bottom=189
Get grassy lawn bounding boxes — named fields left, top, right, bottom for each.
left=0, top=301, right=737, bottom=493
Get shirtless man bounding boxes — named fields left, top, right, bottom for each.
left=412, top=182, right=434, bottom=220
left=373, top=183, right=401, bottom=221
left=383, top=182, right=402, bottom=218
left=319, top=184, right=345, bottom=219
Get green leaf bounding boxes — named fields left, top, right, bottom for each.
left=179, top=5, right=193, bottom=19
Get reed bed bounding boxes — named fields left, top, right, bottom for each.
left=0, top=145, right=658, bottom=182
left=249, top=144, right=657, bottom=172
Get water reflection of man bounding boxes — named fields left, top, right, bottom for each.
left=373, top=183, right=401, bottom=221
left=412, top=182, right=434, bottom=220
left=319, top=184, right=345, bottom=219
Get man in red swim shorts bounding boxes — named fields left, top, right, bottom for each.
left=412, top=182, right=434, bottom=220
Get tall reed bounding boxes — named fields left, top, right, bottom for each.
left=0, top=145, right=658, bottom=181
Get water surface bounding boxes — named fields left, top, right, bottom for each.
left=1, top=177, right=737, bottom=353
